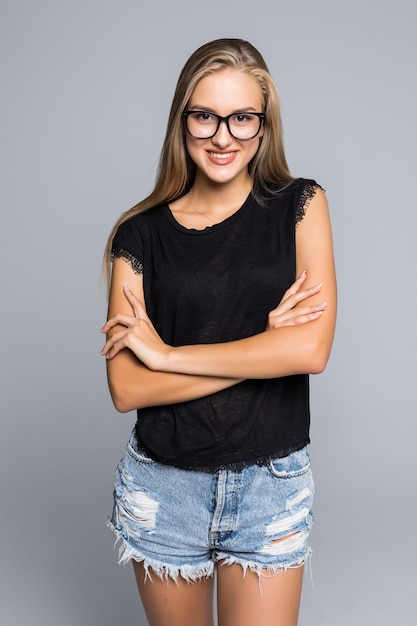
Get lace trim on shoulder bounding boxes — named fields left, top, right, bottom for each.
left=111, top=246, right=143, bottom=275
left=295, top=182, right=325, bottom=227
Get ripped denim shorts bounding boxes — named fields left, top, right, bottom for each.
left=108, top=430, right=314, bottom=582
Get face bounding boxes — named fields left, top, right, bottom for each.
left=185, top=69, right=264, bottom=187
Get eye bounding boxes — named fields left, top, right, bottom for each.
left=232, top=113, right=255, bottom=124
left=192, top=111, right=215, bottom=123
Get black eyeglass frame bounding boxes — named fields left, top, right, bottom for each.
left=182, top=110, right=265, bottom=141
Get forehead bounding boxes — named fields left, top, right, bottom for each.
left=189, top=69, right=263, bottom=111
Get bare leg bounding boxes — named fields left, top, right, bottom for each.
left=133, top=561, right=215, bottom=626
left=217, top=563, right=304, bottom=626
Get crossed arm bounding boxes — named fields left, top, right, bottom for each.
left=102, top=188, right=336, bottom=412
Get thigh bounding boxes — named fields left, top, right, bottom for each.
left=133, top=561, right=215, bottom=626
left=217, top=563, right=304, bottom=626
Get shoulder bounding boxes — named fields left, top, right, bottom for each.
left=114, top=203, right=166, bottom=240
left=118, top=203, right=166, bottom=230
left=259, top=178, right=325, bottom=224
left=260, top=178, right=324, bottom=203
left=111, top=204, right=166, bottom=272
left=292, top=178, right=325, bottom=225
left=270, top=178, right=325, bottom=226
left=282, top=177, right=324, bottom=201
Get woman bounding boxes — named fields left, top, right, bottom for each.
left=101, top=38, right=336, bottom=626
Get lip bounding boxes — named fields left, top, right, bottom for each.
left=206, top=150, right=238, bottom=166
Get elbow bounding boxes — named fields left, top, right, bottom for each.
left=112, top=395, right=133, bottom=413
left=304, top=341, right=331, bottom=375
left=106, top=358, right=144, bottom=412
left=308, top=356, right=328, bottom=375
left=108, top=381, right=138, bottom=413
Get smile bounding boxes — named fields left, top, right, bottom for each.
left=206, top=151, right=238, bottom=165
left=209, top=151, right=235, bottom=159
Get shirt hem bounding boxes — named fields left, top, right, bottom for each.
left=135, top=434, right=310, bottom=473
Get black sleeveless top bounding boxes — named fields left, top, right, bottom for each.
left=112, top=178, right=322, bottom=470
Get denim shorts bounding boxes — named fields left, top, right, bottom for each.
left=108, top=430, right=314, bottom=582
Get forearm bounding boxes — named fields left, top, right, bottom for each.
left=106, top=350, right=242, bottom=412
left=163, top=318, right=335, bottom=379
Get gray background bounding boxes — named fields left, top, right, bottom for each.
left=1, top=0, right=416, bottom=624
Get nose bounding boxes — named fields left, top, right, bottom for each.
left=211, top=119, right=233, bottom=147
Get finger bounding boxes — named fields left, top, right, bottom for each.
left=100, top=335, right=118, bottom=358
left=293, top=269, right=308, bottom=289
left=285, top=283, right=322, bottom=308
left=123, top=283, right=146, bottom=317
left=269, top=283, right=322, bottom=317
left=291, top=310, right=324, bottom=325
left=100, top=312, right=137, bottom=334
left=275, top=301, right=327, bottom=318
left=273, top=273, right=316, bottom=311
left=267, top=310, right=323, bottom=330
left=282, top=270, right=307, bottom=299
left=268, top=301, right=327, bottom=325
left=100, top=328, right=131, bottom=358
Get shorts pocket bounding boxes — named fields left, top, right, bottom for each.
left=126, top=431, right=156, bottom=464
left=268, top=447, right=311, bottom=479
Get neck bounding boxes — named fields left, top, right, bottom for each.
left=191, top=173, right=253, bottom=214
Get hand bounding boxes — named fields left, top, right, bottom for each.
left=100, top=284, right=171, bottom=371
left=266, top=271, right=327, bottom=330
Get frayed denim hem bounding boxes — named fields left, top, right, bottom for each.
left=107, top=519, right=215, bottom=583
left=216, top=546, right=314, bottom=593
left=217, top=546, right=312, bottom=578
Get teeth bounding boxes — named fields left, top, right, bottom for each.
left=209, top=152, right=234, bottom=159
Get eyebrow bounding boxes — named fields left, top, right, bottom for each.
left=188, top=105, right=259, bottom=113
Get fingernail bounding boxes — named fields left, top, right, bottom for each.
left=123, top=283, right=130, bottom=291
left=299, top=270, right=306, bottom=278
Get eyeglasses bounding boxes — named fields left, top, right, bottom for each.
left=182, top=110, right=265, bottom=141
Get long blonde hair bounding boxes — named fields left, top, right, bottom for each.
left=103, top=38, right=292, bottom=288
